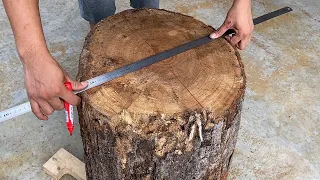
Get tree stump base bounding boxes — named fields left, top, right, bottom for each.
left=77, top=8, right=245, bottom=180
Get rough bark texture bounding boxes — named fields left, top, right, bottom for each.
left=77, top=8, right=246, bottom=180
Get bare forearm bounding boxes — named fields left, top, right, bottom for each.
left=2, top=0, right=48, bottom=61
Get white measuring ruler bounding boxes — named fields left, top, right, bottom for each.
left=0, top=7, right=292, bottom=123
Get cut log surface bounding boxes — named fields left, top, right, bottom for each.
left=77, top=8, right=245, bottom=180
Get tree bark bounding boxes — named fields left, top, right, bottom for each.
left=77, top=8, right=246, bottom=180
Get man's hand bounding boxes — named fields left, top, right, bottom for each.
left=210, top=0, right=254, bottom=50
left=3, top=0, right=87, bottom=120
left=23, top=51, right=88, bottom=120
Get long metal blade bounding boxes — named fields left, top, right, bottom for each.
left=75, top=7, right=293, bottom=94
left=0, top=7, right=293, bottom=122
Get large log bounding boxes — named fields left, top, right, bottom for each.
left=77, top=8, right=245, bottom=180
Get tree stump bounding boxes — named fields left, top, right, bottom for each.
left=77, top=8, right=245, bottom=180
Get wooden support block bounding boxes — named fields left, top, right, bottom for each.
left=43, top=148, right=86, bottom=180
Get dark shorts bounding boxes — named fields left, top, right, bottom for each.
left=78, top=0, right=159, bottom=24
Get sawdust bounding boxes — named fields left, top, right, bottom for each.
left=49, top=43, right=66, bottom=61
left=175, top=1, right=215, bottom=15
left=0, top=151, right=32, bottom=179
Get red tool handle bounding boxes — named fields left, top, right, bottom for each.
left=64, top=82, right=74, bottom=135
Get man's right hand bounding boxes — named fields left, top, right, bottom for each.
left=23, top=51, right=87, bottom=120
left=3, top=0, right=88, bottom=120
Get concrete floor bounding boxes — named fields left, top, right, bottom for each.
left=0, top=0, right=319, bottom=179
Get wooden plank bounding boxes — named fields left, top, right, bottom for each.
left=43, top=148, right=86, bottom=180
